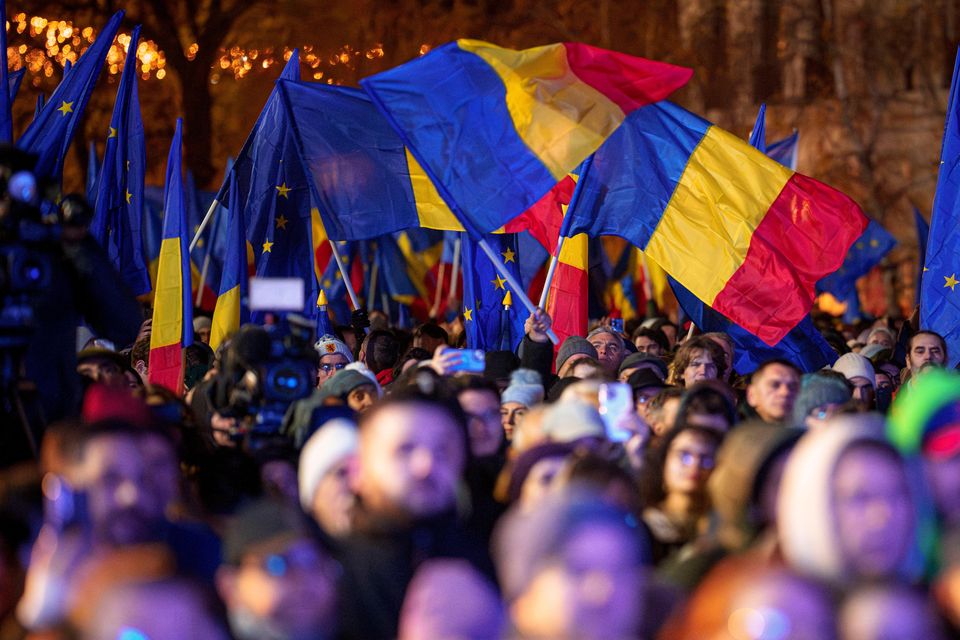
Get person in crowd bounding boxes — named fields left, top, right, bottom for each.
left=411, top=322, right=449, bottom=354
left=628, top=369, right=667, bottom=423
left=674, top=380, right=738, bottom=433
left=832, top=352, right=877, bottom=410
left=744, top=359, right=801, bottom=425
left=506, top=441, right=578, bottom=510
left=336, top=389, right=493, bottom=639
left=865, top=325, right=897, bottom=350
left=791, top=372, right=853, bottom=429
left=631, top=326, right=670, bottom=356
left=667, top=336, right=726, bottom=387
left=493, top=491, right=651, bottom=640
left=703, top=331, right=735, bottom=382
left=357, top=329, right=401, bottom=384
left=314, top=335, right=353, bottom=389
left=778, top=414, right=918, bottom=586
left=193, top=316, right=213, bottom=345
left=298, top=419, right=358, bottom=538
left=216, top=499, right=340, bottom=640
left=640, top=424, right=724, bottom=563
left=555, top=335, right=599, bottom=379
left=619, top=352, right=669, bottom=383
left=906, top=330, right=948, bottom=379
left=499, top=368, right=544, bottom=442
left=587, top=326, right=628, bottom=376
left=319, top=368, right=379, bottom=413
left=75, top=347, right=128, bottom=387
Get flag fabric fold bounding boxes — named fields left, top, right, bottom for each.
left=360, top=40, right=692, bottom=236
left=816, top=220, right=896, bottom=300
left=90, top=24, right=151, bottom=297
left=461, top=232, right=527, bottom=352
left=148, top=119, right=193, bottom=393
left=921, top=47, right=960, bottom=367
left=210, top=174, right=249, bottom=352
left=17, top=11, right=123, bottom=177
left=563, top=101, right=867, bottom=345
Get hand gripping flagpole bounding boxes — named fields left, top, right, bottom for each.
left=537, top=156, right=593, bottom=310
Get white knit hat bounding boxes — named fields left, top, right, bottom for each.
left=298, top=418, right=358, bottom=511
left=832, top=352, right=876, bottom=389
left=315, top=335, right=354, bottom=362
left=541, top=400, right=606, bottom=443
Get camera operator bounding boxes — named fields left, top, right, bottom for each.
left=0, top=148, right=141, bottom=466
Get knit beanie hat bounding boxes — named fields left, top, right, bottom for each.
left=315, top=335, right=354, bottom=362
left=619, top=352, right=669, bottom=380
left=501, top=369, right=544, bottom=408
left=541, top=400, right=606, bottom=443
left=298, top=418, right=358, bottom=511
left=791, top=373, right=853, bottom=428
left=321, top=369, right=376, bottom=401
left=223, top=499, right=311, bottom=565
left=345, top=362, right=382, bottom=397
left=888, top=368, right=960, bottom=460
left=556, top=336, right=598, bottom=372
left=832, top=352, right=876, bottom=389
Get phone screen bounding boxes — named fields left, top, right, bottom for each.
left=599, top=382, right=634, bottom=442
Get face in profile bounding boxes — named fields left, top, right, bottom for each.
left=356, top=402, right=466, bottom=520
left=832, top=444, right=914, bottom=580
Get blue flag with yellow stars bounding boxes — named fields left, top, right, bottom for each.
left=17, top=11, right=123, bottom=178
left=90, top=24, right=151, bottom=297
left=816, top=220, right=896, bottom=301
left=460, top=232, right=525, bottom=352
left=922, top=48, right=960, bottom=367
left=317, top=241, right=355, bottom=325
left=914, top=206, right=930, bottom=301
left=220, top=50, right=319, bottom=317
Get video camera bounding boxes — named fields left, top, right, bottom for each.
left=212, top=278, right=318, bottom=450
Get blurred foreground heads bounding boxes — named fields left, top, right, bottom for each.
left=494, top=491, right=650, bottom=640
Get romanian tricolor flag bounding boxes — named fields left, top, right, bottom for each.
left=148, top=119, right=193, bottom=393
left=565, top=101, right=868, bottom=345
left=210, top=174, right=248, bottom=352
left=360, top=40, right=693, bottom=235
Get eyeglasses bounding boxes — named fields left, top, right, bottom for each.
left=672, top=449, right=715, bottom=470
left=247, top=541, right=329, bottom=577
left=319, top=362, right=347, bottom=373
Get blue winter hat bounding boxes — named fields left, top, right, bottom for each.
left=501, top=369, right=544, bottom=407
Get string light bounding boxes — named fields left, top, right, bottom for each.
left=7, top=12, right=387, bottom=87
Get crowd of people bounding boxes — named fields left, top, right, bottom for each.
left=2, top=269, right=960, bottom=639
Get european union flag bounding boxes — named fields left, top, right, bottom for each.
left=86, top=141, right=98, bottom=202
left=748, top=103, right=767, bottom=152
left=317, top=241, right=355, bottom=325
left=90, top=25, right=150, bottom=297
left=17, top=11, right=123, bottom=178
left=223, top=51, right=318, bottom=317
left=816, top=220, right=896, bottom=299
left=921, top=47, right=960, bottom=367
left=915, top=207, right=930, bottom=299
left=461, top=232, right=526, bottom=352
left=671, top=276, right=836, bottom=374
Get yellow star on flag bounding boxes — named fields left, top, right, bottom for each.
left=464, top=307, right=473, bottom=322
left=323, top=278, right=332, bottom=288
left=108, top=126, right=117, bottom=138
left=125, top=190, right=132, bottom=204
left=501, top=247, right=516, bottom=263
left=275, top=215, right=288, bottom=230
left=58, top=101, right=73, bottom=116
left=855, top=242, right=864, bottom=250
left=491, top=275, right=507, bottom=290
left=945, top=274, right=959, bottom=291
left=275, top=183, right=291, bottom=199
left=262, top=239, right=274, bottom=253
left=869, top=239, right=879, bottom=248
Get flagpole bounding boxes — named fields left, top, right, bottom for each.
left=195, top=251, right=211, bottom=307
left=190, top=197, right=219, bottom=253
left=328, top=239, right=360, bottom=310
left=537, top=236, right=566, bottom=309
left=477, top=238, right=559, bottom=344
left=446, top=236, right=461, bottom=309
left=431, top=260, right=446, bottom=319
left=536, top=155, right=593, bottom=312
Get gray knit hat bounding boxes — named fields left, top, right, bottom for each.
left=501, top=369, right=544, bottom=407
left=791, top=374, right=853, bottom=428
left=321, top=369, right=376, bottom=401
left=556, top=336, right=598, bottom=372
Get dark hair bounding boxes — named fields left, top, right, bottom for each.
left=563, top=451, right=642, bottom=516
left=669, top=336, right=727, bottom=386
left=413, top=322, right=449, bottom=344
left=909, top=331, right=948, bottom=361
left=640, top=424, right=724, bottom=507
left=453, top=374, right=501, bottom=398
left=631, top=327, right=670, bottom=352
left=131, top=334, right=151, bottom=367
left=748, top=359, right=801, bottom=384
left=363, top=329, right=401, bottom=374
left=392, top=347, right=431, bottom=381
left=676, top=381, right=738, bottom=430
